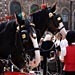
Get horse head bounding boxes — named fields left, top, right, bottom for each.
left=15, top=12, right=41, bottom=69
left=47, top=3, right=67, bottom=38
left=30, top=3, right=67, bottom=41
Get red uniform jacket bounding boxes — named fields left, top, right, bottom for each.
left=64, top=45, right=75, bottom=71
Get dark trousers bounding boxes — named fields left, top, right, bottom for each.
left=63, top=71, right=75, bottom=75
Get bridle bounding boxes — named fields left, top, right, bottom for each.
left=49, top=12, right=65, bottom=35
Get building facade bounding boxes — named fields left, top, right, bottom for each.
left=0, top=0, right=75, bottom=30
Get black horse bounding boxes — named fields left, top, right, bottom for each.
left=30, top=3, right=66, bottom=41
left=0, top=16, right=39, bottom=73
left=0, top=20, right=24, bottom=72
left=30, top=3, right=68, bottom=75
left=0, top=3, right=66, bottom=74
left=30, top=3, right=67, bottom=56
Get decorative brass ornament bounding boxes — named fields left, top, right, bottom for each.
left=49, top=13, right=53, bottom=18
left=17, top=26, right=19, bottom=30
left=30, top=23, right=35, bottom=27
left=21, top=25, right=25, bottom=28
left=22, top=12, right=26, bottom=17
left=22, top=34, right=26, bottom=39
left=33, top=33, right=36, bottom=38
left=57, top=17, right=61, bottom=21
left=22, top=12, right=26, bottom=19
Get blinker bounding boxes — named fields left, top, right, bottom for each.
left=22, top=34, right=26, bottom=39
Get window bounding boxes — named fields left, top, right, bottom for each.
left=10, top=1, right=22, bottom=15
left=62, top=15, right=68, bottom=22
left=62, top=8, right=69, bottom=30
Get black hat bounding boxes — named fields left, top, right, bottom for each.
left=66, top=31, right=75, bottom=45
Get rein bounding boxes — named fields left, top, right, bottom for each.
left=58, top=26, right=65, bottom=32
left=40, top=43, right=55, bottom=52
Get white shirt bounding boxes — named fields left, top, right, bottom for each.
left=59, top=47, right=66, bottom=61
left=59, top=42, right=75, bottom=61
left=59, top=39, right=68, bottom=61
left=60, top=39, right=68, bottom=48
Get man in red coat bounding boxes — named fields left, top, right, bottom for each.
left=59, top=31, right=75, bottom=75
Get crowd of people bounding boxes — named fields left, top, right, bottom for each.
left=38, top=30, right=75, bottom=75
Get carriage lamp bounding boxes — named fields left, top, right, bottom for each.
left=49, top=12, right=53, bottom=18
left=57, top=17, right=61, bottom=21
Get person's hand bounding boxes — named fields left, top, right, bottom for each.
left=29, top=59, right=38, bottom=69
